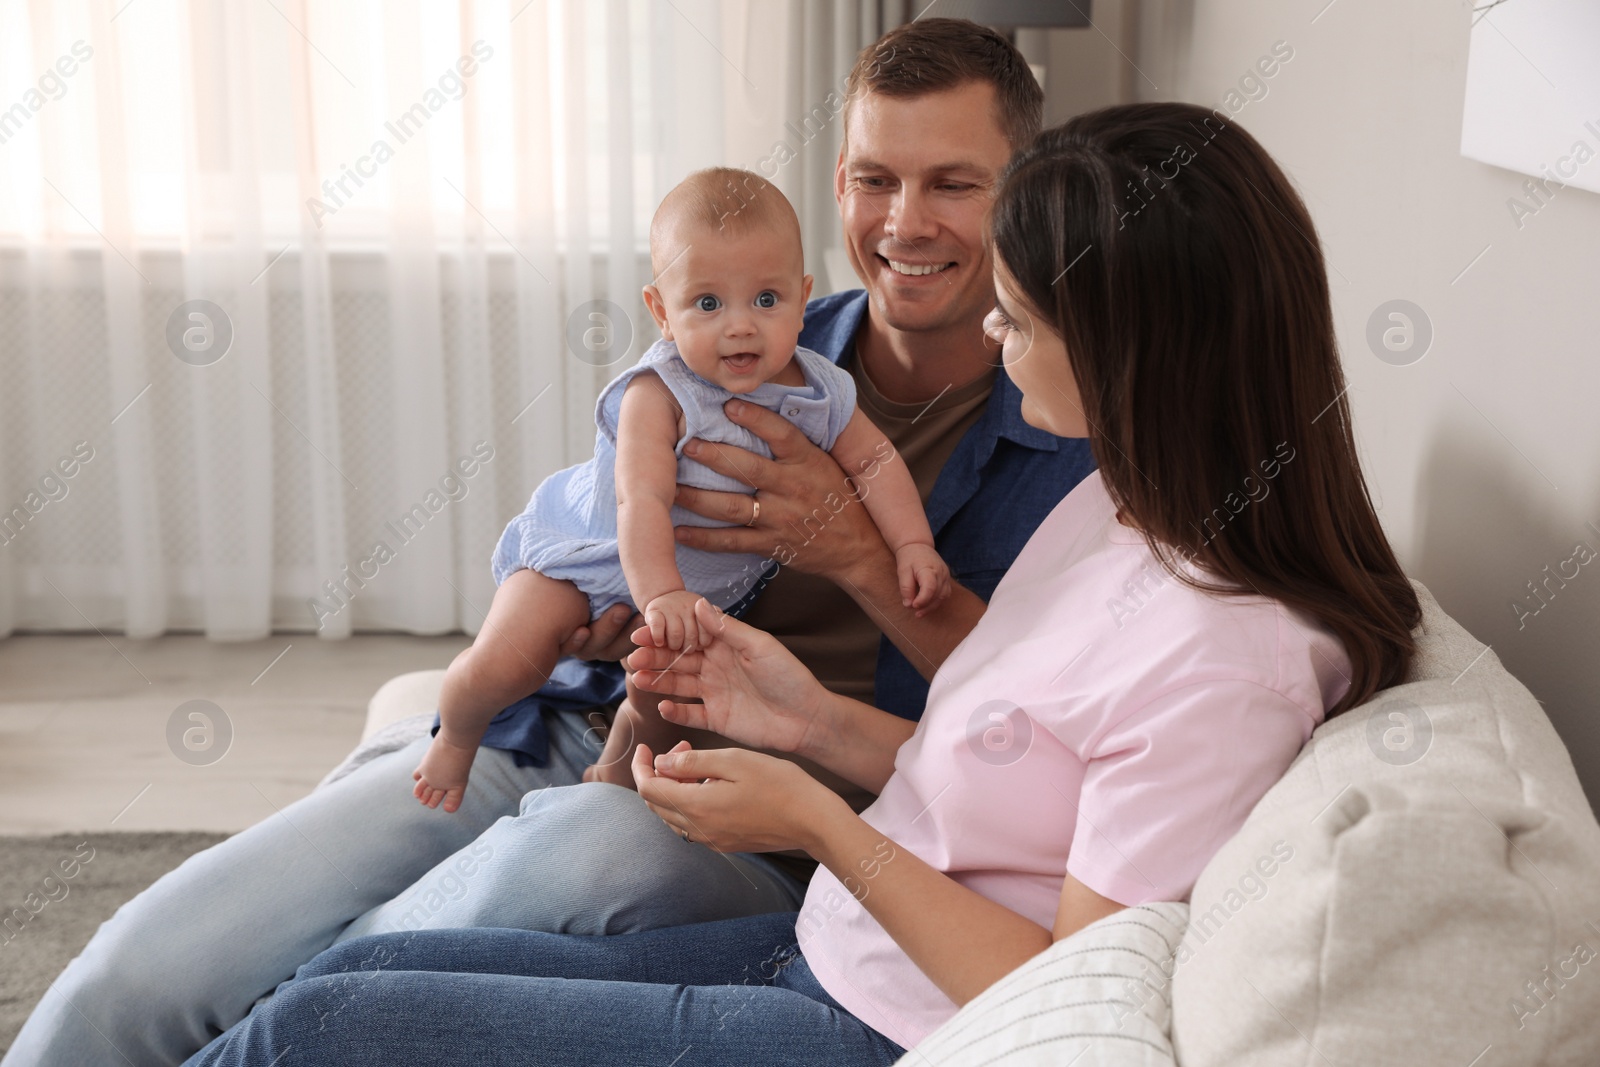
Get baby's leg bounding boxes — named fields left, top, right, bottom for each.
left=583, top=690, right=690, bottom=789
left=418, top=569, right=591, bottom=811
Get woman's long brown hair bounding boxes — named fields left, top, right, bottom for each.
left=991, top=102, right=1419, bottom=717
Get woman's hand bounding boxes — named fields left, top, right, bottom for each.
left=631, top=742, right=848, bottom=854
left=624, top=596, right=830, bottom=756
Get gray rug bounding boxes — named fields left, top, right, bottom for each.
left=0, top=831, right=228, bottom=1054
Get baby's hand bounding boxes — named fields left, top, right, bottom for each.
left=412, top=734, right=476, bottom=813
left=896, top=543, right=951, bottom=617
left=643, top=590, right=716, bottom=650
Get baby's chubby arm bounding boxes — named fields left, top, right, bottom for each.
left=827, top=407, right=951, bottom=615
left=616, top=372, right=717, bottom=649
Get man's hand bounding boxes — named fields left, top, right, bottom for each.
left=673, top=398, right=890, bottom=585
left=559, top=603, right=647, bottom=662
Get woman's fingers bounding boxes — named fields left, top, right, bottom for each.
left=625, top=644, right=706, bottom=673
left=654, top=746, right=737, bottom=781
left=641, top=799, right=691, bottom=840
left=650, top=739, right=700, bottom=781
left=657, top=699, right=707, bottom=730
left=693, top=595, right=755, bottom=650
left=693, top=596, right=728, bottom=647
left=627, top=668, right=700, bottom=699
left=637, top=764, right=688, bottom=814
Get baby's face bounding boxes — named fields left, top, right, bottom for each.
left=644, top=227, right=812, bottom=393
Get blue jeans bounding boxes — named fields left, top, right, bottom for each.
left=183, top=913, right=907, bottom=1066
left=5, top=710, right=805, bottom=1067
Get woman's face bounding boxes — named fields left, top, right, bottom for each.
left=983, top=262, right=1089, bottom=438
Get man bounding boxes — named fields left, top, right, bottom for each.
left=5, top=18, right=1094, bottom=1066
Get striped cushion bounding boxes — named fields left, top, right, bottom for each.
left=899, top=902, right=1187, bottom=1066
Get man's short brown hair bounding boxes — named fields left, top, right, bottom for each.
left=843, top=17, right=1044, bottom=150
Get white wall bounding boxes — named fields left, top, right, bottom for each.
left=1164, top=0, right=1600, bottom=813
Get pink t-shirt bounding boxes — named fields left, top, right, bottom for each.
left=796, top=470, right=1351, bottom=1049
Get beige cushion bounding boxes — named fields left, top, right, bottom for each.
left=363, top=669, right=446, bottom=739
left=1172, top=581, right=1600, bottom=1065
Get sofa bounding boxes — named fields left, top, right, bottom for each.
left=335, top=581, right=1600, bottom=1065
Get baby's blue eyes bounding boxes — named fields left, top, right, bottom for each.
left=692, top=292, right=779, bottom=312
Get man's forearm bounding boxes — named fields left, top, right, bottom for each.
left=837, top=544, right=985, bottom=681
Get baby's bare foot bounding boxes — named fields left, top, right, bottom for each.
left=413, top=735, right=476, bottom=813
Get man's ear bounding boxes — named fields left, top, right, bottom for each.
left=642, top=284, right=673, bottom=340
left=833, top=147, right=846, bottom=206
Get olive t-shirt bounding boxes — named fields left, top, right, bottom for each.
left=737, top=346, right=997, bottom=884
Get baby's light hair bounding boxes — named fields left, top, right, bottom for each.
left=649, top=167, right=802, bottom=279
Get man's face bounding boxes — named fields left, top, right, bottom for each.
left=835, top=83, right=1014, bottom=338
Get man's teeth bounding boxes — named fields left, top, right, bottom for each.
left=886, top=258, right=952, bottom=276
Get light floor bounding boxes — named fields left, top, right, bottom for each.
left=0, top=633, right=469, bottom=835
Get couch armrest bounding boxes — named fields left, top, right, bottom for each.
left=363, top=669, right=447, bottom=742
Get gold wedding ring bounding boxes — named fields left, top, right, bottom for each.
left=744, top=497, right=761, bottom=527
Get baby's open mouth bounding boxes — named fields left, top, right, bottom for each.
left=722, top=353, right=759, bottom=371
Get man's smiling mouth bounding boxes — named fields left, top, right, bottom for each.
left=882, top=254, right=955, bottom=277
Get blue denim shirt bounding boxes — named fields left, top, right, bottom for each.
left=445, top=289, right=1097, bottom=765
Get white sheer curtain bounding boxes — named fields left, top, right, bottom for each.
left=0, top=0, right=869, bottom=640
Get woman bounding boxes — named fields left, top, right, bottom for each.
left=184, top=101, right=1420, bottom=1066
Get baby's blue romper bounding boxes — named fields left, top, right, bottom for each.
left=491, top=337, right=858, bottom=619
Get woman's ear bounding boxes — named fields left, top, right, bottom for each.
left=642, top=284, right=673, bottom=340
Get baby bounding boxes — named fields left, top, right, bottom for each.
left=413, top=166, right=951, bottom=809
